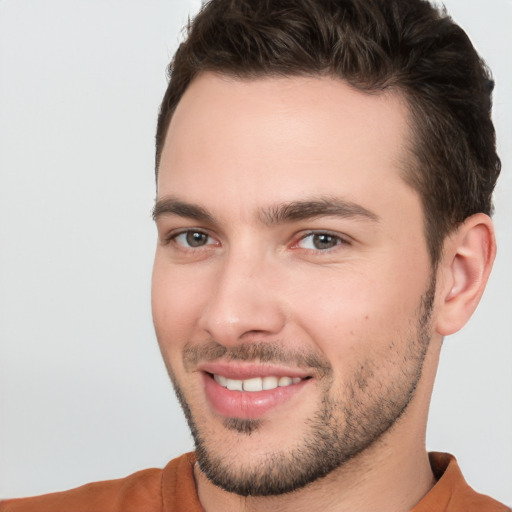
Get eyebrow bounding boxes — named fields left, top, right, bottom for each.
left=152, top=196, right=379, bottom=225
left=152, top=197, right=214, bottom=223
left=259, top=197, right=380, bottom=225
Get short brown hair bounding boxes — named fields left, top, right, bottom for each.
left=155, top=0, right=500, bottom=265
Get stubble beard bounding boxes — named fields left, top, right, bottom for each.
left=168, top=277, right=436, bottom=497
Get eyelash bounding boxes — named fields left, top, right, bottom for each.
left=166, top=229, right=216, bottom=249
left=165, top=229, right=349, bottom=253
left=293, top=231, right=349, bottom=252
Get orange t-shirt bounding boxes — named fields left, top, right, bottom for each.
left=1, top=452, right=509, bottom=512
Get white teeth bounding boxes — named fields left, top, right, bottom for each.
left=243, top=377, right=263, bottom=392
left=214, top=374, right=227, bottom=386
left=262, top=376, right=278, bottom=390
left=278, top=376, right=292, bottom=387
left=226, top=378, right=243, bottom=391
left=213, top=374, right=303, bottom=392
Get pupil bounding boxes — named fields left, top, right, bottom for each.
left=187, top=231, right=206, bottom=247
left=314, top=234, right=336, bottom=249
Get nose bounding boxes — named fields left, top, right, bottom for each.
left=198, top=250, right=286, bottom=346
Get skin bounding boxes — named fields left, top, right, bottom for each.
left=152, top=73, right=495, bottom=512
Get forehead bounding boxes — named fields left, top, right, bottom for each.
left=158, top=73, right=415, bottom=219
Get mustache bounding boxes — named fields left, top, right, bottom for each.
left=183, top=340, right=332, bottom=377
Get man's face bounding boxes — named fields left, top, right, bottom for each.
left=152, top=73, right=436, bottom=496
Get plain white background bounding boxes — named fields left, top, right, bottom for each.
left=0, top=0, right=510, bottom=505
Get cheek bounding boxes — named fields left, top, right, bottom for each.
left=290, top=266, right=426, bottom=361
left=151, top=256, right=207, bottom=353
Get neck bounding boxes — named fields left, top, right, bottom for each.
left=194, top=434, right=435, bottom=512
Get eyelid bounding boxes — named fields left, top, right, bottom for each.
left=292, top=230, right=351, bottom=251
left=162, top=227, right=219, bottom=248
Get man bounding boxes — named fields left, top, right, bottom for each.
left=2, top=0, right=509, bottom=510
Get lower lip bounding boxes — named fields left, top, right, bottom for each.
left=203, top=373, right=309, bottom=419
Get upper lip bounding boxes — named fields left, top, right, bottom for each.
left=197, top=361, right=312, bottom=380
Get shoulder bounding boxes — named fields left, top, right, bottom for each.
left=1, top=453, right=199, bottom=512
left=413, top=452, right=511, bottom=512
left=1, top=460, right=174, bottom=512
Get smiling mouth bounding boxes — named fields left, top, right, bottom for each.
left=210, top=373, right=310, bottom=392
left=201, top=369, right=313, bottom=419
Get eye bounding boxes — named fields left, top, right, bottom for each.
left=172, top=230, right=213, bottom=248
left=296, top=232, right=344, bottom=251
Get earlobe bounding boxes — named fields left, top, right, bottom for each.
left=435, top=213, right=496, bottom=336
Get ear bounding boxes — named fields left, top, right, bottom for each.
left=435, top=213, right=496, bottom=336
